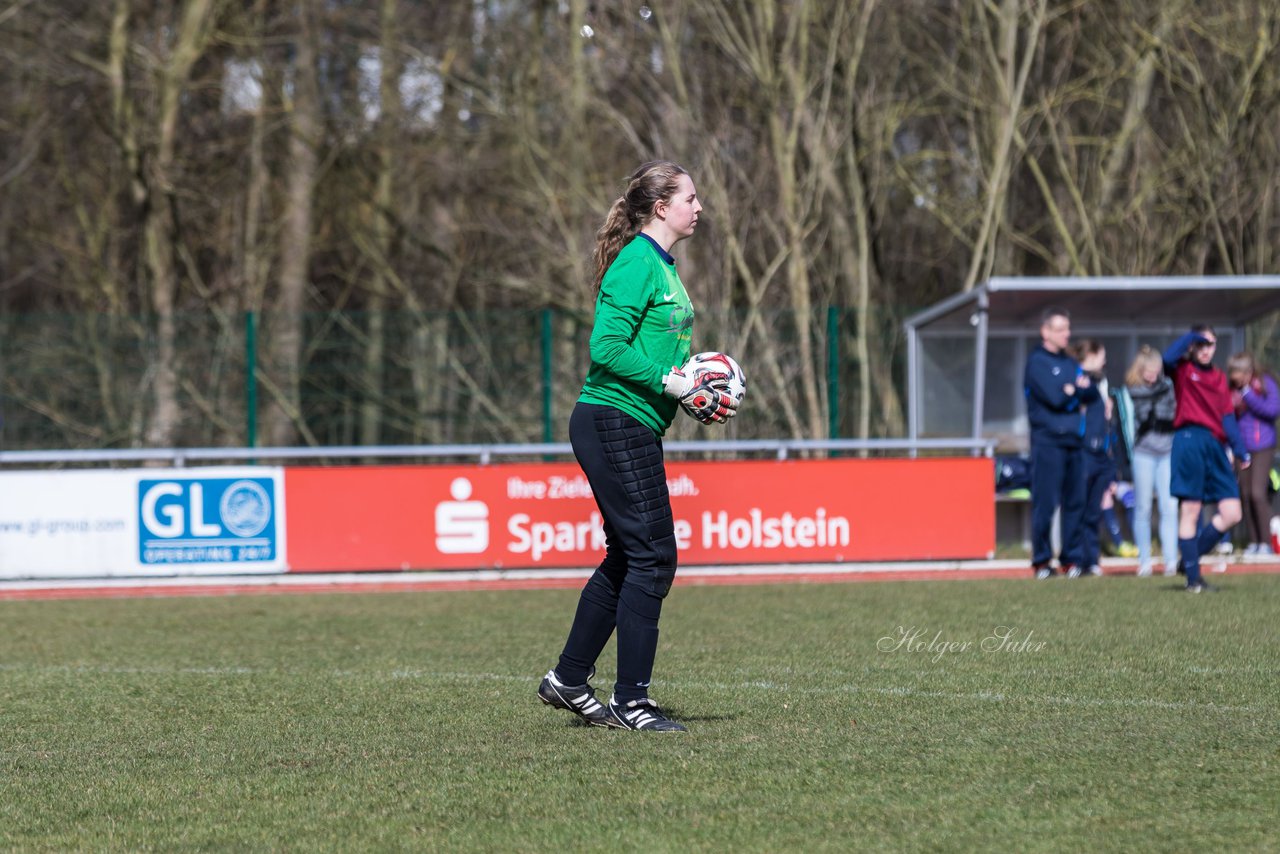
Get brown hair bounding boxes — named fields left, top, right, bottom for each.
left=592, top=160, right=689, bottom=291
left=1040, top=306, right=1070, bottom=324
left=1227, top=351, right=1253, bottom=374
left=1067, top=338, right=1104, bottom=363
left=1226, top=352, right=1266, bottom=386
left=1125, top=345, right=1163, bottom=387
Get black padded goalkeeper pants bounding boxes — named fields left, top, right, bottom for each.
left=556, top=402, right=678, bottom=703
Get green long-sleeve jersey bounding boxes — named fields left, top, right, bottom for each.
left=578, top=236, right=694, bottom=435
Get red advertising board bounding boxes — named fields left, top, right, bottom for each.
left=283, top=457, right=993, bottom=572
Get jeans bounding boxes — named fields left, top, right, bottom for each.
left=1132, top=449, right=1178, bottom=571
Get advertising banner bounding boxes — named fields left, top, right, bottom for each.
left=0, top=468, right=286, bottom=578
left=284, top=458, right=993, bottom=572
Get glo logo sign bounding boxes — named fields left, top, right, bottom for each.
left=138, top=477, right=277, bottom=565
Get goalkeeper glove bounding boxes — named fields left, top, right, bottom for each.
left=662, top=368, right=736, bottom=424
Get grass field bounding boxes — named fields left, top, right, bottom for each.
left=2, top=573, right=1278, bottom=852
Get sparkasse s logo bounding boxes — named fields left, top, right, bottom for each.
left=435, top=477, right=489, bottom=554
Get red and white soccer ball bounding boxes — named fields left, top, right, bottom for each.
left=683, top=351, right=747, bottom=409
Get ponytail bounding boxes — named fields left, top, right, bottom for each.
left=591, top=197, right=639, bottom=292
left=591, top=160, right=688, bottom=292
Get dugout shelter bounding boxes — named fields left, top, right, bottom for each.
left=904, top=276, right=1280, bottom=453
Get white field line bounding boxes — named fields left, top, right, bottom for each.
left=0, top=560, right=1042, bottom=592
left=0, top=569, right=587, bottom=590
left=0, top=663, right=1264, bottom=715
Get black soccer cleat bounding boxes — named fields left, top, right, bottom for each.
left=603, top=697, right=687, bottom=732
left=1185, top=581, right=1218, bottom=594
left=538, top=669, right=610, bottom=726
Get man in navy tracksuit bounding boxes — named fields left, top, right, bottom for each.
left=1024, top=307, right=1100, bottom=578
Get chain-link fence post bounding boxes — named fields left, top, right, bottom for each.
left=245, top=311, right=258, bottom=449
left=542, top=308, right=554, bottom=445
left=827, top=306, right=840, bottom=440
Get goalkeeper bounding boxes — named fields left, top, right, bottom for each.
left=537, top=160, right=734, bottom=733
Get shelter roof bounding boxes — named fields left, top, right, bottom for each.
left=905, top=276, right=1280, bottom=332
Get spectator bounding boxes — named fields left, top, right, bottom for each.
left=1067, top=338, right=1115, bottom=577
left=1024, top=307, right=1099, bottom=579
left=1163, top=326, right=1249, bottom=593
left=1119, top=346, right=1179, bottom=577
left=1098, top=389, right=1138, bottom=560
left=1227, top=352, right=1280, bottom=556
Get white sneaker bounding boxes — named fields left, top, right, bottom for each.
left=1136, top=564, right=1152, bottom=577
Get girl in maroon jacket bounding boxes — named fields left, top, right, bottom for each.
left=1163, top=327, right=1250, bottom=592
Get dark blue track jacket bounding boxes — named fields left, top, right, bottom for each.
left=1081, top=380, right=1112, bottom=455
left=1024, top=345, right=1099, bottom=446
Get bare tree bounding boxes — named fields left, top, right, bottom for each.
left=354, top=0, right=402, bottom=446
left=137, top=0, right=221, bottom=447
left=263, top=0, right=321, bottom=447
left=4, top=0, right=1280, bottom=451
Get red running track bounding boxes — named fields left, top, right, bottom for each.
left=2, top=559, right=1278, bottom=602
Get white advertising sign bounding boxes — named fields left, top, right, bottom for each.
left=0, top=467, right=286, bottom=579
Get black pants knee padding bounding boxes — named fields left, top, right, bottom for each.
left=582, top=561, right=625, bottom=608
left=620, top=577, right=665, bottom=621
left=648, top=534, right=678, bottom=597
left=647, top=564, right=676, bottom=598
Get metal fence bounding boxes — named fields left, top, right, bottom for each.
left=0, top=307, right=909, bottom=451
left=0, top=437, right=997, bottom=469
